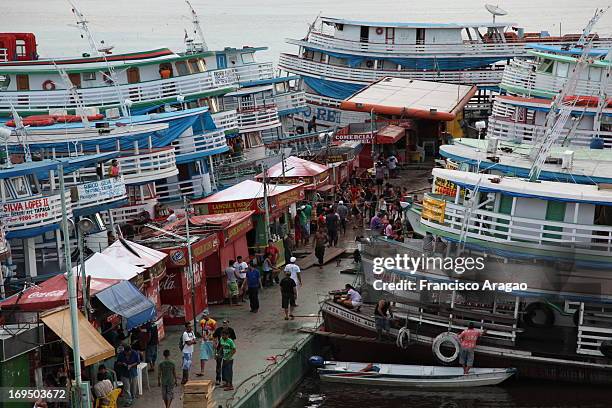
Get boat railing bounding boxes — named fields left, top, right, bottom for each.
left=274, top=91, right=307, bottom=114
left=102, top=198, right=158, bottom=225
left=234, top=62, right=275, bottom=83
left=212, top=109, right=239, bottom=132
left=487, top=116, right=612, bottom=148
left=304, top=31, right=585, bottom=56
left=424, top=197, right=612, bottom=255
left=237, top=107, right=281, bottom=133
left=576, top=302, right=612, bottom=356
left=278, top=53, right=504, bottom=85
left=171, top=128, right=228, bottom=160
left=0, top=68, right=239, bottom=113
left=156, top=177, right=209, bottom=201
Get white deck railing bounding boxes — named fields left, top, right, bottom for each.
left=156, top=176, right=212, bottom=201
left=234, top=62, right=275, bottom=83
left=1, top=192, right=71, bottom=234
left=278, top=53, right=504, bottom=85
left=0, top=49, right=8, bottom=62
left=422, top=196, right=612, bottom=257
left=304, top=31, right=612, bottom=57
left=212, top=110, right=239, bottom=132
left=103, top=199, right=158, bottom=225
left=237, top=107, right=281, bottom=133
left=0, top=68, right=239, bottom=114
left=75, top=147, right=178, bottom=185
left=172, top=129, right=228, bottom=160
left=501, top=59, right=610, bottom=97
left=487, top=116, right=612, bottom=148
left=275, top=91, right=306, bottom=113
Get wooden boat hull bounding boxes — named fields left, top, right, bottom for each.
left=318, top=362, right=516, bottom=388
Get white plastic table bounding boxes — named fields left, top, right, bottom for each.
left=136, top=362, right=150, bottom=395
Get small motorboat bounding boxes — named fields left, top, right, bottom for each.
left=312, top=359, right=516, bottom=388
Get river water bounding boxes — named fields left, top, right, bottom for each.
left=3, top=0, right=612, bottom=62
left=281, top=375, right=611, bottom=408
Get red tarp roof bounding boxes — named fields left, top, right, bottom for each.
left=256, top=156, right=329, bottom=179
left=0, top=275, right=120, bottom=311
left=376, top=124, right=406, bottom=144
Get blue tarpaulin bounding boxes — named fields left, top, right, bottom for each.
left=303, top=77, right=364, bottom=100
left=96, top=280, right=156, bottom=330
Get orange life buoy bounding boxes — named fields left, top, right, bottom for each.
left=376, top=27, right=384, bottom=35
left=42, top=80, right=56, bottom=91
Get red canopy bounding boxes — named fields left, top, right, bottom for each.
left=0, top=274, right=120, bottom=311
left=376, top=125, right=405, bottom=144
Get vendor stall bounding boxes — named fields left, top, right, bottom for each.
left=192, top=180, right=304, bottom=246
left=157, top=233, right=220, bottom=325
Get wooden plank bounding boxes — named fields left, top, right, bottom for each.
left=296, top=247, right=346, bottom=270
left=183, top=393, right=211, bottom=403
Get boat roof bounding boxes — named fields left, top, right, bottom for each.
left=441, top=139, right=612, bottom=184
left=433, top=168, right=612, bottom=205
left=528, top=44, right=609, bottom=57
left=321, top=16, right=511, bottom=29
left=341, top=77, right=475, bottom=120
left=0, top=152, right=118, bottom=179
left=192, top=179, right=302, bottom=203
left=529, top=50, right=612, bottom=67
left=226, top=84, right=273, bottom=97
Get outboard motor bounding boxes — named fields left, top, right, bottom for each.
left=308, top=355, right=325, bottom=368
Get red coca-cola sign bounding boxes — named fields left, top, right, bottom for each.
left=159, top=262, right=208, bottom=326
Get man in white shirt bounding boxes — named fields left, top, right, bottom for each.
left=283, top=257, right=302, bottom=303
left=233, top=256, right=248, bottom=302
left=181, top=322, right=197, bottom=384
left=386, top=154, right=398, bottom=178
left=339, top=284, right=362, bottom=310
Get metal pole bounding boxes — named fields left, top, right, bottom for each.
left=78, top=230, right=88, bottom=318
left=59, top=165, right=83, bottom=406
left=184, top=198, right=197, bottom=330
left=262, top=164, right=270, bottom=243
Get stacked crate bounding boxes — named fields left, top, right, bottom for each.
left=183, top=379, right=216, bottom=408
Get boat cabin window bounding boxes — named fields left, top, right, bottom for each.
left=416, top=28, right=426, bottom=44
left=539, top=58, right=554, bottom=74
left=0, top=75, right=10, bottom=90
left=102, top=71, right=113, bottom=84
left=360, top=26, right=369, bottom=43
left=16, top=74, right=29, bottom=91
left=594, top=205, right=612, bottom=227
left=244, top=132, right=263, bottom=148
left=556, top=62, right=569, bottom=78
left=158, top=63, right=173, bottom=79
left=9, top=176, right=32, bottom=199
left=68, top=73, right=82, bottom=88
left=303, top=49, right=314, bottom=60
left=83, top=72, right=96, bottom=81
left=241, top=53, right=255, bottom=64
left=274, top=82, right=288, bottom=93
left=175, top=61, right=190, bottom=76
left=126, top=67, right=140, bottom=84
left=201, top=97, right=219, bottom=113
left=335, top=23, right=344, bottom=31
left=15, top=40, right=26, bottom=58
left=188, top=59, right=201, bottom=73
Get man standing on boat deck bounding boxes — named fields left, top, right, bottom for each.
left=375, top=299, right=394, bottom=340
left=458, top=322, right=486, bottom=374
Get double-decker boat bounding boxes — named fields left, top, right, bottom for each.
left=279, top=7, right=612, bottom=128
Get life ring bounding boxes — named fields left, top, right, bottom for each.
left=42, top=80, right=56, bottom=91
left=432, top=332, right=460, bottom=364
left=523, top=302, right=555, bottom=328
left=600, top=340, right=612, bottom=359
left=376, top=27, right=384, bottom=35
left=396, top=327, right=411, bottom=349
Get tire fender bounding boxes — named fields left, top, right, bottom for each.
left=432, top=332, right=461, bottom=364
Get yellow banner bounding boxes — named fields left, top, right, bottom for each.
left=422, top=197, right=446, bottom=224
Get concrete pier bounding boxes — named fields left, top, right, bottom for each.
left=130, top=242, right=352, bottom=408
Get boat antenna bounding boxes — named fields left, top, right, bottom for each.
left=53, top=61, right=91, bottom=128
left=185, top=0, right=208, bottom=52
left=576, top=7, right=609, bottom=47
left=67, top=0, right=129, bottom=118
left=8, top=104, right=32, bottom=162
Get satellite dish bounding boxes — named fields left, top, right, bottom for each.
left=485, top=4, right=508, bottom=23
